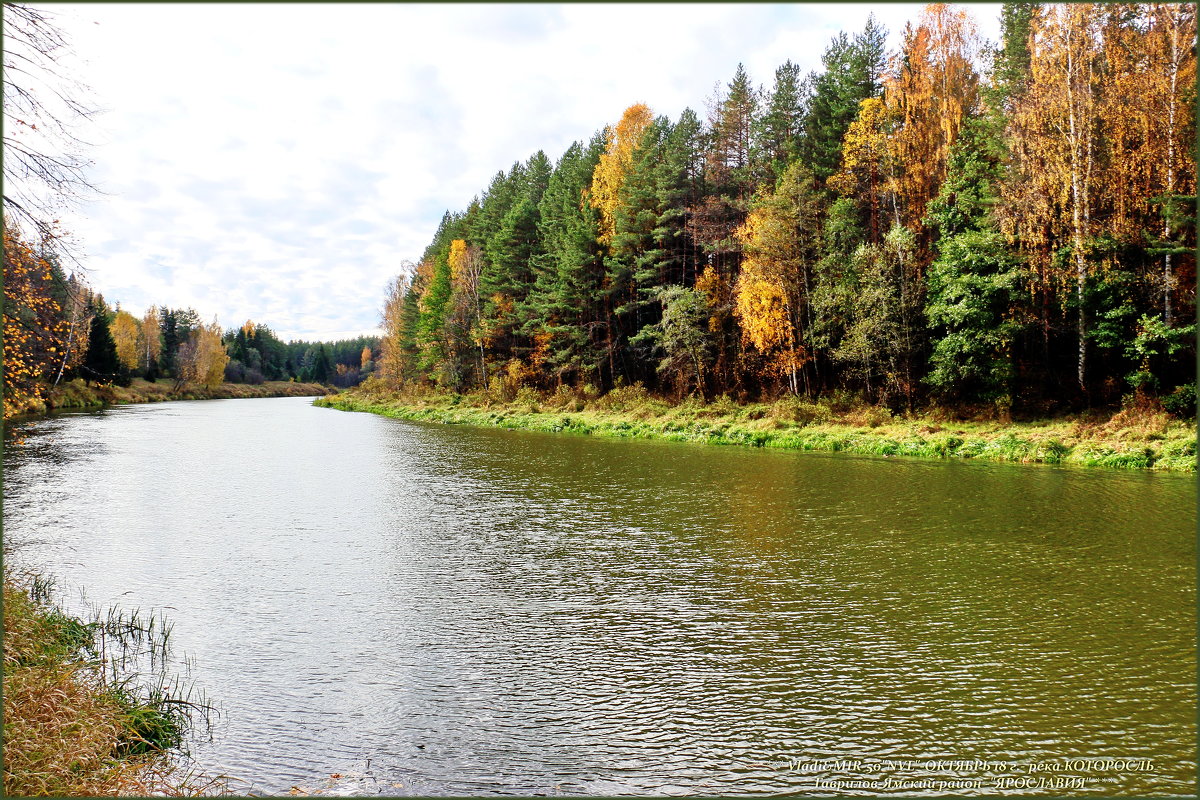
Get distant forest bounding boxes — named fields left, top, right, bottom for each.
left=374, top=3, right=1195, bottom=417
left=5, top=222, right=379, bottom=419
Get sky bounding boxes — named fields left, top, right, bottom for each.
left=26, top=3, right=1002, bottom=342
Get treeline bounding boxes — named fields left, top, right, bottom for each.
left=377, top=3, right=1196, bottom=417
left=2, top=226, right=380, bottom=418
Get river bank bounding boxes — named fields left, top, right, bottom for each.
left=2, top=570, right=225, bottom=796
left=317, top=384, right=1197, bottom=473
left=12, top=378, right=330, bottom=418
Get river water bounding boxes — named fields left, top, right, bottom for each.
left=3, top=396, right=1195, bottom=795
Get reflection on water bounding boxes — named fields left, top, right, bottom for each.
left=3, top=397, right=1195, bottom=795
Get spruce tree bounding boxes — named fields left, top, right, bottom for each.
left=82, top=295, right=125, bottom=385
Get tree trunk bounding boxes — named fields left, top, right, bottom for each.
left=1163, top=12, right=1180, bottom=326
left=1065, top=18, right=1089, bottom=392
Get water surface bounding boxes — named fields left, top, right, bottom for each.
left=4, top=397, right=1195, bottom=795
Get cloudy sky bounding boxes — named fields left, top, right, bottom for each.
left=32, top=3, right=1001, bottom=342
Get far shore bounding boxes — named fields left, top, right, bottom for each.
left=316, top=384, right=1197, bottom=473
left=10, top=377, right=331, bottom=419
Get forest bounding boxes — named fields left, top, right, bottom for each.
left=373, top=3, right=1196, bottom=419
left=3, top=226, right=379, bottom=419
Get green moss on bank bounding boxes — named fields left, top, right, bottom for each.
left=316, top=385, right=1196, bottom=473
left=14, top=378, right=329, bottom=417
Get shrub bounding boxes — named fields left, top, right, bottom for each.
left=706, top=394, right=737, bottom=418
left=596, top=382, right=650, bottom=412
left=513, top=386, right=541, bottom=413
left=769, top=396, right=832, bottom=426
left=1162, top=384, right=1197, bottom=419
left=548, top=384, right=575, bottom=409
left=842, top=405, right=893, bottom=428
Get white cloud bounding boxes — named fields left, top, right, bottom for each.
left=30, top=2, right=1002, bottom=341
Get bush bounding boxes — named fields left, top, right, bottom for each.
left=769, top=396, right=832, bottom=426
left=596, top=382, right=650, bottom=412
left=1162, top=384, right=1197, bottom=419
left=842, top=405, right=893, bottom=428
left=513, top=386, right=541, bottom=412
left=548, top=384, right=575, bottom=409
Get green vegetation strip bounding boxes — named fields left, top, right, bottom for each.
left=316, top=388, right=1196, bottom=473
left=12, top=378, right=329, bottom=417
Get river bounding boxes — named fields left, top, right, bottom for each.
left=3, top=396, right=1195, bottom=795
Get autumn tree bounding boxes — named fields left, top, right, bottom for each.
left=884, top=3, right=982, bottom=252
left=2, top=223, right=68, bottom=417
left=378, top=270, right=415, bottom=387
left=734, top=162, right=823, bottom=394
left=172, top=319, right=227, bottom=389
left=446, top=237, right=485, bottom=386
left=1001, top=3, right=1104, bottom=391
left=110, top=309, right=140, bottom=371
left=829, top=96, right=897, bottom=244
left=590, top=104, right=654, bottom=246
left=138, top=305, right=161, bottom=379
left=1097, top=3, right=1196, bottom=326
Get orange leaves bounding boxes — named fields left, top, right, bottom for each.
left=884, top=3, right=980, bottom=233
left=589, top=103, right=653, bottom=246
left=3, top=225, right=68, bottom=419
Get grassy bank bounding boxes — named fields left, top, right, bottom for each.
left=13, top=378, right=329, bottom=417
left=317, top=383, right=1197, bottom=473
left=2, top=572, right=224, bottom=796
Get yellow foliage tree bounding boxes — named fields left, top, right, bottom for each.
left=378, top=272, right=411, bottom=388
left=732, top=161, right=821, bottom=394
left=110, top=310, right=140, bottom=371
left=2, top=225, right=67, bottom=418
left=1001, top=3, right=1104, bottom=389
left=139, top=306, right=161, bottom=373
left=830, top=96, right=898, bottom=243
left=589, top=103, right=653, bottom=245
left=885, top=2, right=981, bottom=247
left=1097, top=2, right=1196, bottom=324
left=177, top=319, right=228, bottom=389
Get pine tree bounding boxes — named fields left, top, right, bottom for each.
left=756, top=60, right=809, bottom=183
left=527, top=134, right=608, bottom=385
left=801, top=15, right=888, bottom=183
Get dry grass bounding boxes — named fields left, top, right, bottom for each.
left=3, top=577, right=228, bottom=796
left=23, top=378, right=329, bottom=415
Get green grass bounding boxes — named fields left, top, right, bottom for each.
left=316, top=383, right=1197, bottom=473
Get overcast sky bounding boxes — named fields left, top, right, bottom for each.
left=33, top=3, right=1002, bottom=342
